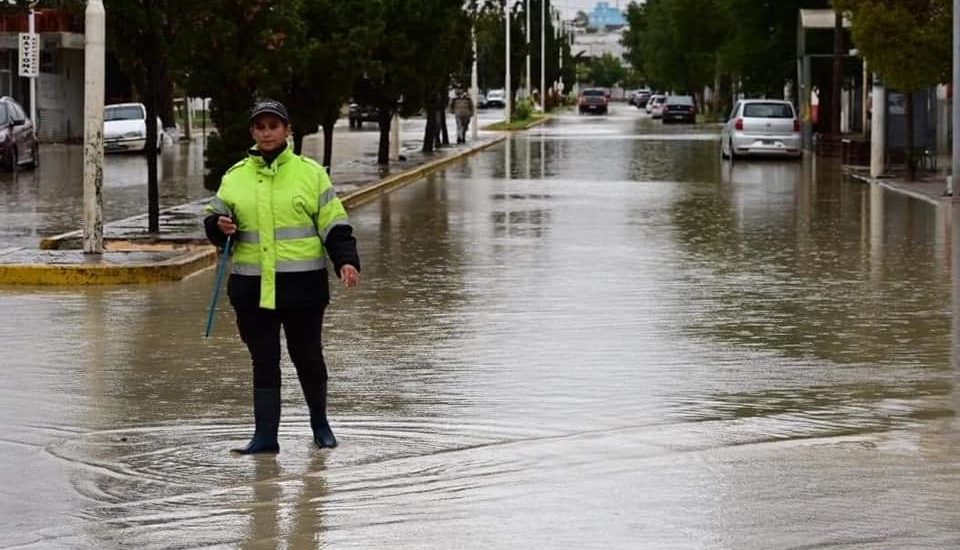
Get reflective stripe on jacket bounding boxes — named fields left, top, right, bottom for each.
left=204, top=146, right=350, bottom=310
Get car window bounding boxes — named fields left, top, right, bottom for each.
left=743, top=102, right=794, bottom=118
left=582, top=90, right=605, bottom=96
left=0, top=105, right=11, bottom=125
left=666, top=96, right=694, bottom=105
left=105, top=106, right=146, bottom=122
left=7, top=100, right=26, bottom=122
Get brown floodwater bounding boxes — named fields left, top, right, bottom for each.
left=2, top=104, right=959, bottom=549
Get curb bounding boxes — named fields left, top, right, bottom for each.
left=846, top=171, right=960, bottom=207
left=341, top=135, right=507, bottom=210
left=0, top=248, right=216, bottom=285
left=483, top=115, right=550, bottom=132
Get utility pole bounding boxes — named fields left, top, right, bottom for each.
left=951, top=0, right=960, bottom=195
left=83, top=0, right=105, bottom=254
left=28, top=1, right=37, bottom=128
left=541, top=0, right=546, bottom=112
left=870, top=74, right=886, bottom=179
left=471, top=28, right=480, bottom=140
left=506, top=1, right=512, bottom=123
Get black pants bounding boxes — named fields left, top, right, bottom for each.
left=235, top=307, right=327, bottom=390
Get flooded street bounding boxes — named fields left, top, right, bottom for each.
left=3, top=104, right=960, bottom=548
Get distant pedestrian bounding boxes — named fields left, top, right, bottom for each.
left=204, top=98, right=361, bottom=455
left=452, top=90, right=475, bottom=144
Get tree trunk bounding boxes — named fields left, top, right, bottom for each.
left=435, top=107, right=444, bottom=149
left=905, top=92, right=915, bottom=181
left=144, top=0, right=161, bottom=233
left=423, top=96, right=436, bottom=153
left=321, top=112, right=336, bottom=170
left=377, top=109, right=392, bottom=165
left=713, top=58, right=721, bottom=114
left=439, top=90, right=450, bottom=147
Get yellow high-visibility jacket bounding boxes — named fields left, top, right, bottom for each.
left=205, top=146, right=351, bottom=310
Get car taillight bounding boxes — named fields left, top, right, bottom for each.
left=735, top=118, right=743, bottom=131
left=793, top=119, right=800, bottom=132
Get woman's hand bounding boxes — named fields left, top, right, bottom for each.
left=218, top=216, right=237, bottom=236
left=339, top=265, right=360, bottom=288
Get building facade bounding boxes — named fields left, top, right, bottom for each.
left=0, top=9, right=84, bottom=142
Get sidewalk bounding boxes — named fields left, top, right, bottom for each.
left=0, top=120, right=506, bottom=285
left=844, top=165, right=960, bottom=206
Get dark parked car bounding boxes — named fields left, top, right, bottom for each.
left=348, top=102, right=380, bottom=128
left=661, top=95, right=696, bottom=123
left=0, top=96, right=38, bottom=171
left=578, top=88, right=608, bottom=115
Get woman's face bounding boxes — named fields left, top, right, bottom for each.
left=250, top=114, right=290, bottom=153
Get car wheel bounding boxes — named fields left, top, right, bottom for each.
left=25, top=143, right=38, bottom=168
left=728, top=139, right=738, bottom=160
left=6, top=147, right=17, bottom=172
left=720, top=139, right=730, bottom=160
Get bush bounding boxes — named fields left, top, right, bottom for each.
left=513, top=98, right=534, bottom=121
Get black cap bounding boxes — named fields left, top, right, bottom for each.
left=249, top=99, right=289, bottom=123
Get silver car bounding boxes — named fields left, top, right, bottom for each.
left=720, top=99, right=801, bottom=159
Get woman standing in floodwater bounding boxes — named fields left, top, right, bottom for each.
left=204, top=99, right=360, bottom=454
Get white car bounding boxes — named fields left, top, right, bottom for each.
left=104, top=103, right=164, bottom=153
left=646, top=94, right=666, bottom=118
left=485, top=89, right=506, bottom=108
left=720, top=99, right=801, bottom=159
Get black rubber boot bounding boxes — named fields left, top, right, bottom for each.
left=304, top=382, right=337, bottom=448
left=231, top=388, right=281, bottom=455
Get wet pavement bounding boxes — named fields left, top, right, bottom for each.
left=3, top=103, right=960, bottom=548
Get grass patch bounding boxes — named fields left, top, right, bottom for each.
left=485, top=113, right=547, bottom=131
left=696, top=112, right=724, bottom=124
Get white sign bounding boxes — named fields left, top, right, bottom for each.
left=18, top=33, right=39, bottom=78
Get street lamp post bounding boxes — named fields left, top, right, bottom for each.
left=28, top=1, right=37, bottom=127
left=83, top=0, right=105, bottom=255
left=505, top=1, right=512, bottom=123
left=472, top=27, right=480, bottom=140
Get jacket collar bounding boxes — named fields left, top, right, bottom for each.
left=248, top=143, right=294, bottom=169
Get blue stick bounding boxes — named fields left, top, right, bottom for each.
left=204, top=236, right=232, bottom=338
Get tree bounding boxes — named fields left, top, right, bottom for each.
left=173, top=1, right=306, bottom=189
left=572, top=9, right=589, bottom=27
left=280, top=0, right=382, bottom=168
left=835, top=0, right=950, bottom=179
left=622, top=0, right=724, bottom=97
left=588, top=53, right=626, bottom=88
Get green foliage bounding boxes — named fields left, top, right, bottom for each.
left=623, top=0, right=832, bottom=97
left=588, top=53, right=626, bottom=88
left=834, top=0, right=950, bottom=91
left=514, top=97, right=534, bottom=120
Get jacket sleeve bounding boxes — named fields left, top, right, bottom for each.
left=314, top=168, right=360, bottom=275
left=203, top=213, right=228, bottom=247
left=203, top=192, right=234, bottom=248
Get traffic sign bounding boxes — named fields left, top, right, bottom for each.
left=18, top=33, right=38, bottom=78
